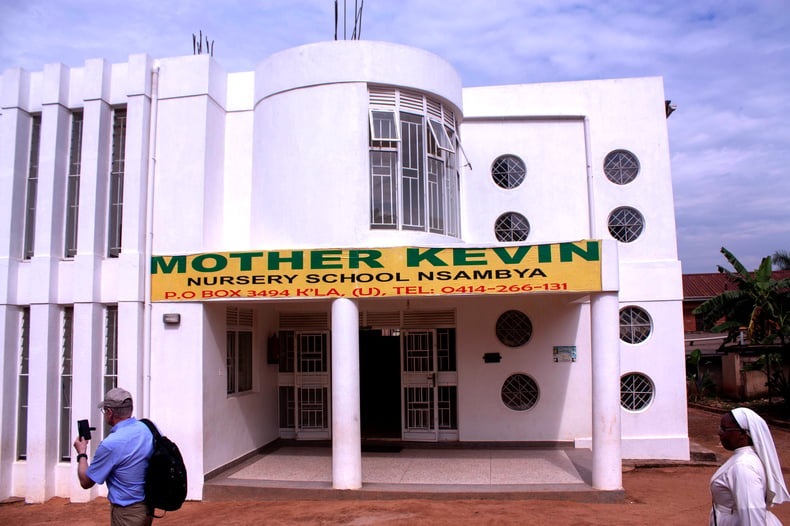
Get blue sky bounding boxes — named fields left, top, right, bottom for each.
left=1, top=0, right=788, bottom=273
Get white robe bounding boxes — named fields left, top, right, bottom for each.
left=710, top=446, right=783, bottom=526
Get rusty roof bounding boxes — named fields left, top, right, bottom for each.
left=683, top=270, right=790, bottom=300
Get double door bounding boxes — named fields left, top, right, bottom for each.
left=278, top=328, right=457, bottom=442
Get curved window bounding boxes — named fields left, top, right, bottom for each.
left=496, top=310, right=533, bottom=347
left=368, top=87, right=460, bottom=237
left=495, top=212, right=530, bottom=242
left=608, top=207, right=644, bottom=243
left=501, top=374, right=539, bottom=411
left=620, top=373, right=653, bottom=411
left=604, top=150, right=640, bottom=185
left=491, top=155, right=526, bottom=189
left=619, top=306, right=652, bottom=344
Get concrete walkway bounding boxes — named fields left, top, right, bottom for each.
left=203, top=445, right=629, bottom=502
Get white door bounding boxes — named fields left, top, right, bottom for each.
left=277, top=331, right=331, bottom=440
left=401, top=329, right=458, bottom=441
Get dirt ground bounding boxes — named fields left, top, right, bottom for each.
left=3, top=406, right=790, bottom=525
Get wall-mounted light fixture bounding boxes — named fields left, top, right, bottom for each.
left=162, top=313, right=181, bottom=325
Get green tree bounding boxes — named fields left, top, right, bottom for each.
left=773, top=250, right=790, bottom=271
left=693, top=248, right=790, bottom=403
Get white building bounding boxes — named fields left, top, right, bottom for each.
left=0, top=40, right=688, bottom=503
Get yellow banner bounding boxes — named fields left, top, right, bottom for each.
left=150, top=240, right=602, bottom=302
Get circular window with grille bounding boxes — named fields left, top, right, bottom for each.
left=607, top=207, right=644, bottom=243
left=619, top=306, right=652, bottom=344
left=491, top=155, right=526, bottom=189
left=604, top=150, right=640, bottom=185
left=496, top=310, right=533, bottom=347
left=620, top=373, right=654, bottom=411
left=495, top=212, right=530, bottom=242
left=501, top=373, right=539, bottom=411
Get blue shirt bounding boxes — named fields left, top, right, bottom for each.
left=87, top=417, right=154, bottom=506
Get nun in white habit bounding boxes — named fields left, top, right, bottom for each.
left=710, top=407, right=790, bottom=525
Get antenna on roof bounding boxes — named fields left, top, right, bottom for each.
left=334, top=0, right=364, bottom=40
left=192, top=30, right=214, bottom=56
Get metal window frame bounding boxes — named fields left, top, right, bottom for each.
left=369, top=109, right=401, bottom=141
left=427, top=119, right=454, bottom=152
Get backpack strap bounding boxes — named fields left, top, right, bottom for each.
left=140, top=418, right=161, bottom=440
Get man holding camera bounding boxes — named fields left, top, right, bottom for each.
left=74, top=387, right=154, bottom=526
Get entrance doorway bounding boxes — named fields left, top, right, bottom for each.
left=359, top=329, right=401, bottom=439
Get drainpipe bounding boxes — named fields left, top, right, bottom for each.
left=142, top=60, right=160, bottom=417
left=583, top=116, right=596, bottom=238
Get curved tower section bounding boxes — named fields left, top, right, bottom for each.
left=251, top=41, right=463, bottom=248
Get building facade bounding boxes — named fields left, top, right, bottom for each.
left=0, top=41, right=688, bottom=503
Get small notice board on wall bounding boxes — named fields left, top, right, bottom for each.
left=553, top=346, right=576, bottom=363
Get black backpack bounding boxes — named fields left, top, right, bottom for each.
left=140, top=419, right=188, bottom=516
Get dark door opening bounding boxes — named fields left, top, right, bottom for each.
left=359, top=329, right=401, bottom=439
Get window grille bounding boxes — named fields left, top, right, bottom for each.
left=107, top=108, right=126, bottom=258
left=495, top=212, right=530, bottom=242
left=496, top=310, right=533, bottom=347
left=227, top=307, right=254, bottom=394
left=608, top=207, right=644, bottom=243
left=620, top=306, right=652, bottom=344
left=604, top=150, right=640, bottom=185
left=369, top=87, right=460, bottom=236
left=501, top=374, right=539, bottom=411
left=620, top=373, right=654, bottom=411
left=23, top=115, right=41, bottom=260
left=103, top=304, right=118, bottom=441
left=65, top=112, right=83, bottom=258
left=17, top=308, right=30, bottom=460
left=60, top=307, right=74, bottom=461
left=491, top=155, right=526, bottom=189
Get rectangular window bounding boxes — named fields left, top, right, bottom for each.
left=369, top=109, right=400, bottom=141
left=103, top=305, right=118, bottom=438
left=60, top=307, right=74, bottom=461
left=445, top=136, right=460, bottom=238
left=278, top=386, right=295, bottom=429
left=23, top=115, right=41, bottom=260
left=65, top=112, right=83, bottom=258
left=107, top=108, right=126, bottom=258
left=17, top=308, right=30, bottom=460
left=400, top=112, right=425, bottom=230
left=370, top=151, right=398, bottom=228
left=227, top=307, right=253, bottom=395
left=428, top=119, right=453, bottom=152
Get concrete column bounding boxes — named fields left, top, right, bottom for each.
left=330, top=298, right=361, bottom=489
left=25, top=304, right=60, bottom=502
left=70, top=302, right=103, bottom=502
left=590, top=291, right=622, bottom=490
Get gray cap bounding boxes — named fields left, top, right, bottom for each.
left=97, top=387, right=133, bottom=409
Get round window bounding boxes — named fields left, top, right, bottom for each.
left=619, top=306, right=652, bottom=344
left=491, top=155, right=526, bottom=189
left=495, top=212, right=530, bottom=242
left=607, top=207, right=644, bottom=243
left=501, top=373, right=539, bottom=411
left=620, top=373, right=654, bottom=411
left=604, top=150, right=640, bottom=185
left=496, top=310, right=533, bottom=347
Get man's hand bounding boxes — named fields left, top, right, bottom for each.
left=73, top=436, right=95, bottom=489
left=73, top=436, right=88, bottom=455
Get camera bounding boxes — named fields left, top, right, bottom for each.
left=77, top=419, right=95, bottom=440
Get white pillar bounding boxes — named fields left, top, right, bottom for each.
left=330, top=298, right=361, bottom=489
left=590, top=291, right=622, bottom=490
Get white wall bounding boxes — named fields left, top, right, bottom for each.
left=457, top=294, right=592, bottom=441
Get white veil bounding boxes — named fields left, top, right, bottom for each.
left=732, top=407, right=790, bottom=507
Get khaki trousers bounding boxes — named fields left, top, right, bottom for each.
left=110, top=501, right=152, bottom=526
